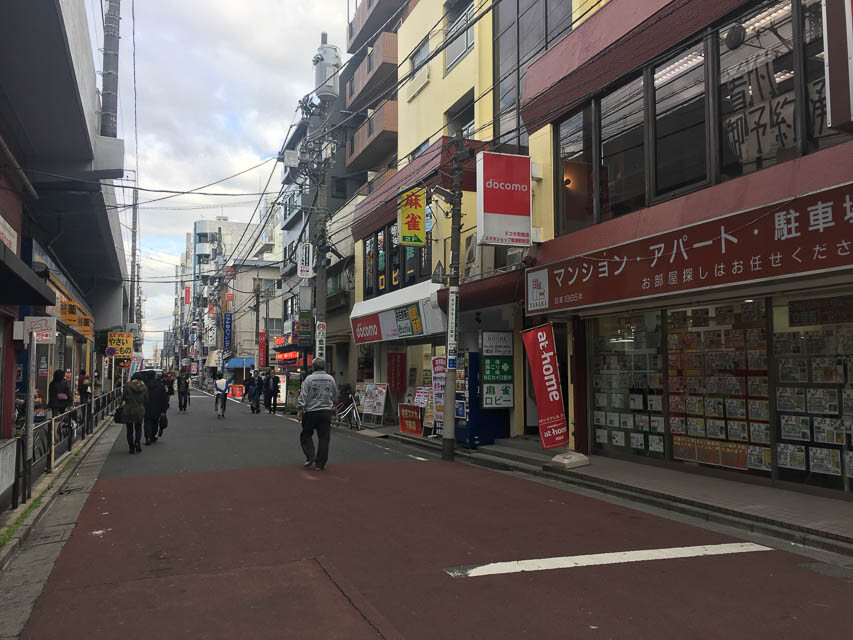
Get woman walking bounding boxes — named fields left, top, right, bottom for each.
left=121, top=372, right=148, bottom=454
left=47, top=370, right=71, bottom=418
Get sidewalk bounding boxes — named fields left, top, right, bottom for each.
left=378, top=429, right=853, bottom=555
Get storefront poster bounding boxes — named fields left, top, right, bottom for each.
left=807, top=388, right=839, bottom=414
left=809, top=446, right=841, bottom=476
left=810, top=357, right=845, bottom=383
left=413, top=387, right=430, bottom=408
left=749, top=422, right=771, bottom=444
left=747, top=446, right=772, bottom=471
left=526, top=184, right=853, bottom=315
left=431, top=356, right=446, bottom=435
left=727, top=420, right=748, bottom=442
left=789, top=295, right=853, bottom=327
left=355, top=383, right=366, bottom=412
left=843, top=389, right=853, bottom=415
left=630, top=433, right=645, bottom=449
left=720, top=443, right=748, bottom=470
left=648, top=434, right=664, bottom=453
left=398, top=403, right=423, bottom=436
left=778, top=358, right=808, bottom=383
left=595, top=429, right=608, bottom=445
left=672, top=436, right=697, bottom=461
left=780, top=414, right=811, bottom=441
left=476, top=151, right=532, bottom=247
left=388, top=352, right=407, bottom=394
left=777, top=443, right=807, bottom=470
left=812, top=417, right=845, bottom=444
left=776, top=387, right=806, bottom=413
left=521, top=324, right=570, bottom=450
left=611, top=431, right=626, bottom=447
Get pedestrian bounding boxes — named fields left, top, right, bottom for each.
left=177, top=372, right=190, bottom=412
left=77, top=368, right=91, bottom=406
left=268, top=373, right=280, bottom=414
left=121, top=372, right=148, bottom=454
left=143, top=370, right=168, bottom=444
left=246, top=370, right=261, bottom=414
left=214, top=371, right=230, bottom=418
left=263, top=372, right=273, bottom=413
left=297, top=358, right=338, bottom=471
left=47, top=370, right=72, bottom=418
left=164, top=372, right=175, bottom=407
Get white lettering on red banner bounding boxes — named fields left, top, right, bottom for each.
left=526, top=185, right=853, bottom=314
left=521, top=324, right=569, bottom=450
left=476, top=151, right=532, bottom=247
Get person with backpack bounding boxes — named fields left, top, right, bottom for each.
left=214, top=371, right=230, bottom=418
left=121, top=372, right=148, bottom=454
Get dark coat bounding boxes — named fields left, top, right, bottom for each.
left=48, top=378, right=72, bottom=411
left=177, top=376, right=189, bottom=393
left=121, top=379, right=149, bottom=424
left=164, top=378, right=175, bottom=396
left=144, top=378, right=169, bottom=419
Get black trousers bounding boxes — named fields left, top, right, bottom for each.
left=144, top=417, right=158, bottom=441
left=300, top=410, right=332, bottom=468
left=178, top=391, right=189, bottom=411
left=270, top=393, right=278, bottom=413
left=263, top=391, right=272, bottom=411
left=126, top=422, right=142, bottom=447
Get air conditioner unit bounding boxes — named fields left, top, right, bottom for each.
left=407, top=65, right=430, bottom=102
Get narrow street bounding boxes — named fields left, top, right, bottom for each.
left=1, top=392, right=849, bottom=639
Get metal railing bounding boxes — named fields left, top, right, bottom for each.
left=11, top=387, right=123, bottom=510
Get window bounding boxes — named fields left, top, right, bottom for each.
left=362, top=222, right=431, bottom=299
left=558, top=105, right=594, bottom=235
left=601, top=76, right=646, bottom=219
left=332, top=177, right=347, bottom=199
left=364, top=235, right=375, bottom=298
left=347, top=77, right=354, bottom=98
left=197, top=233, right=209, bottom=244
left=654, top=43, right=707, bottom=193
left=446, top=92, right=476, bottom=138
left=377, top=229, right=387, bottom=294
left=367, top=49, right=375, bottom=72
left=719, top=0, right=797, bottom=180
left=801, top=0, right=853, bottom=152
left=390, top=223, right=401, bottom=291
left=446, top=1, right=475, bottom=72
left=411, top=139, right=430, bottom=160
left=411, top=38, right=429, bottom=72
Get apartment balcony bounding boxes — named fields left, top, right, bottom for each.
left=346, top=31, right=397, bottom=111
left=346, top=100, right=398, bottom=171
left=347, top=0, right=407, bottom=54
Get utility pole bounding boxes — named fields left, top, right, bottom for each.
left=129, top=188, right=138, bottom=323
left=100, top=0, right=121, bottom=138
left=254, top=280, right=261, bottom=347
left=442, top=130, right=465, bottom=461
left=264, top=293, right=270, bottom=368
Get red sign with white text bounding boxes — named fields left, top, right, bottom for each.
left=526, top=184, right=853, bottom=314
left=185, top=286, right=191, bottom=305
left=399, top=403, right=423, bottom=436
left=476, top=151, right=532, bottom=246
left=521, top=324, right=569, bottom=450
left=258, top=332, right=267, bottom=367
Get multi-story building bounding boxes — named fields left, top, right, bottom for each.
left=520, top=0, right=853, bottom=494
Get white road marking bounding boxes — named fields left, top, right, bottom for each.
left=445, top=542, right=772, bottom=579
left=408, top=455, right=428, bottom=461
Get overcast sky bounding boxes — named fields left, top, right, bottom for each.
left=84, top=0, right=348, bottom=359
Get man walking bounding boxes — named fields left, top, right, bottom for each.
left=297, top=359, right=337, bottom=471
left=268, top=374, right=280, bottom=414
left=214, top=371, right=230, bottom=418
left=177, top=372, right=189, bottom=412
left=143, top=370, right=168, bottom=445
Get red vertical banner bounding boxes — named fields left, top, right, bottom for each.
left=388, top=352, right=407, bottom=394
left=521, top=323, right=569, bottom=450
left=398, top=403, right=423, bottom=435
left=184, top=286, right=190, bottom=305
left=258, top=332, right=267, bottom=367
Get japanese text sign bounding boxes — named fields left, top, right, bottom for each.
left=185, top=286, right=191, bottom=305
left=399, top=187, right=426, bottom=246
left=258, top=332, right=267, bottom=368
left=481, top=331, right=514, bottom=409
left=398, top=403, right=423, bottom=436
left=476, top=151, right=532, bottom=247
left=24, top=316, right=56, bottom=344
left=223, top=312, right=233, bottom=350
left=107, top=331, right=133, bottom=357
left=521, top=324, right=569, bottom=450
left=526, top=185, right=853, bottom=314
left=298, top=242, right=313, bottom=279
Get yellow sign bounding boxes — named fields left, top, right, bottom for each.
left=399, top=187, right=426, bottom=246
left=107, top=331, right=133, bottom=357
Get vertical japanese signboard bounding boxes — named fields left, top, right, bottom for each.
left=476, top=151, right=532, bottom=246
left=431, top=356, right=447, bottom=435
left=481, top=331, right=514, bottom=408
left=185, top=286, right=191, bottom=305
left=223, top=312, right=233, bottom=350
left=399, top=187, right=426, bottom=246
left=298, top=242, right=313, bottom=278
left=447, top=288, right=459, bottom=369
left=258, top=332, right=267, bottom=368
left=298, top=312, right=313, bottom=347
left=521, top=324, right=569, bottom=450
left=526, top=184, right=853, bottom=315
left=315, top=321, right=326, bottom=361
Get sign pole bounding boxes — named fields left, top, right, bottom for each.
left=25, top=331, right=36, bottom=500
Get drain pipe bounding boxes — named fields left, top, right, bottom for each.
left=0, top=132, right=38, bottom=199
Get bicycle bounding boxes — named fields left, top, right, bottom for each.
left=333, top=394, right=362, bottom=430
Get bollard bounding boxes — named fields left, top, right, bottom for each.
left=48, top=418, right=55, bottom=473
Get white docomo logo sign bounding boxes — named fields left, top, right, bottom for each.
left=356, top=324, right=378, bottom=339
left=485, top=178, right=528, bottom=192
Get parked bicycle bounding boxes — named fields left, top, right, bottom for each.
left=333, top=394, right=362, bottom=430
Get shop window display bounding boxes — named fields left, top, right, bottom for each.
left=590, top=312, right=664, bottom=457
left=666, top=302, right=770, bottom=475
left=773, top=292, right=853, bottom=489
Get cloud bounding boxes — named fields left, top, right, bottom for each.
left=85, top=0, right=348, bottom=358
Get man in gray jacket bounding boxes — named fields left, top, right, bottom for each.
left=297, top=358, right=338, bottom=470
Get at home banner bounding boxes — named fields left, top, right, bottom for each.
left=521, top=323, right=569, bottom=450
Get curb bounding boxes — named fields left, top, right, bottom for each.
left=0, top=417, right=115, bottom=571
left=381, top=432, right=853, bottom=558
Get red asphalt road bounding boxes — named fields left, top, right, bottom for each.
left=24, top=460, right=853, bottom=639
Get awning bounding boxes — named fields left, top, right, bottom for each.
left=204, top=349, right=220, bottom=369
left=436, top=270, right=524, bottom=313
left=0, top=242, right=56, bottom=306
left=350, top=280, right=446, bottom=345
left=225, top=357, right=254, bottom=369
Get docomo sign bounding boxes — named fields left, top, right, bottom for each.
left=351, top=311, right=398, bottom=344
left=521, top=324, right=569, bottom=450
left=476, top=151, right=532, bottom=247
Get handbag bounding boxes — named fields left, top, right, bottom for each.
left=56, top=393, right=68, bottom=400
left=158, top=413, right=168, bottom=430
left=113, top=405, right=125, bottom=424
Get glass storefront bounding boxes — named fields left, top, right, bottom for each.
left=588, top=288, right=853, bottom=492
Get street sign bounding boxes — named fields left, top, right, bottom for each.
left=315, top=321, right=326, bottom=360
left=298, top=242, right=313, bottom=278
left=107, top=331, right=133, bottom=357
left=105, top=346, right=117, bottom=357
